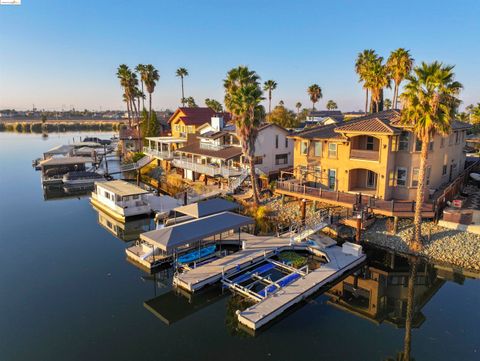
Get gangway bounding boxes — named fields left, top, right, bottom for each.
left=120, top=155, right=153, bottom=172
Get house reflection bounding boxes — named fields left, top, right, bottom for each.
left=92, top=204, right=152, bottom=242
left=326, top=249, right=445, bottom=328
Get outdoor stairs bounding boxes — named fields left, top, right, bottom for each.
left=290, top=209, right=330, bottom=243
left=227, top=169, right=250, bottom=193
left=120, top=155, right=154, bottom=172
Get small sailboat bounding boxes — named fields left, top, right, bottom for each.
left=177, top=245, right=216, bottom=264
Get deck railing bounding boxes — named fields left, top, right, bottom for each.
left=171, top=158, right=243, bottom=178
left=276, top=180, right=435, bottom=215
left=350, top=149, right=379, bottom=161
left=143, top=146, right=175, bottom=160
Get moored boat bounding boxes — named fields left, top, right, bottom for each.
left=63, top=171, right=104, bottom=186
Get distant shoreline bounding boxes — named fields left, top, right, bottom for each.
left=0, top=120, right=125, bottom=133
left=0, top=118, right=125, bottom=123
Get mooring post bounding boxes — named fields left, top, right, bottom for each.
left=355, top=214, right=362, bottom=243
left=301, top=199, right=307, bottom=226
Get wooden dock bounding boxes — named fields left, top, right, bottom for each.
left=236, top=246, right=366, bottom=330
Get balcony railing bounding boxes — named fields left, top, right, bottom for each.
left=350, top=149, right=379, bottom=161
left=171, top=158, right=243, bottom=178
left=143, top=146, right=175, bottom=160
left=276, top=180, right=435, bottom=215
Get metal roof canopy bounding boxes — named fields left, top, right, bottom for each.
left=40, top=156, right=90, bottom=167
left=43, top=144, right=74, bottom=156
left=173, top=198, right=238, bottom=218
left=140, top=211, right=253, bottom=253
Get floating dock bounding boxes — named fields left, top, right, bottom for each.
left=237, top=244, right=366, bottom=330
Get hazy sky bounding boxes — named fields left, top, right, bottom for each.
left=1, top=0, right=479, bottom=112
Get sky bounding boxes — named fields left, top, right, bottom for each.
left=0, top=0, right=479, bottom=112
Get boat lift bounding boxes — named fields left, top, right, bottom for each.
left=221, top=259, right=309, bottom=302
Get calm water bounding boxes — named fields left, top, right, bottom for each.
left=0, top=132, right=479, bottom=361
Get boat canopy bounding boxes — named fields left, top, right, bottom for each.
left=40, top=156, right=89, bottom=167
left=140, top=211, right=253, bottom=253
left=43, top=144, right=74, bottom=158
left=173, top=198, right=238, bottom=218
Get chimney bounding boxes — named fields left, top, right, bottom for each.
left=211, top=116, right=224, bottom=131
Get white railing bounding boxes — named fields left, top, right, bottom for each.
left=143, top=146, right=175, bottom=160
left=120, top=155, right=153, bottom=172
left=171, top=158, right=243, bottom=177
left=199, top=142, right=231, bottom=151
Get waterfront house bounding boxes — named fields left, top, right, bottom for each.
left=119, top=127, right=142, bottom=154
left=277, top=110, right=471, bottom=217
left=144, top=113, right=293, bottom=187
left=90, top=180, right=151, bottom=220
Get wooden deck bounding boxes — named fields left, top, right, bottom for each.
left=237, top=246, right=366, bottom=330
left=276, top=181, right=435, bottom=218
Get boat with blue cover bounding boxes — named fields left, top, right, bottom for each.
left=178, top=245, right=216, bottom=264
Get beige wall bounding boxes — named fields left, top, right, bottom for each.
left=292, top=129, right=467, bottom=201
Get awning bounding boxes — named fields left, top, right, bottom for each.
left=140, top=211, right=253, bottom=253
left=173, top=198, right=238, bottom=218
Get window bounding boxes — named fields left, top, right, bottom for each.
left=398, top=132, right=409, bottom=151
left=328, top=143, right=337, bottom=158
left=440, top=137, right=445, bottom=148
left=411, top=168, right=419, bottom=187
left=396, top=167, right=407, bottom=186
left=449, top=133, right=454, bottom=145
left=300, top=141, right=308, bottom=155
left=175, top=124, right=180, bottom=132
left=275, top=134, right=279, bottom=149
left=275, top=153, right=288, bottom=165
left=133, top=195, right=139, bottom=200
left=314, top=141, right=322, bottom=157
left=285, top=137, right=288, bottom=148
left=366, top=136, right=375, bottom=151
left=415, top=138, right=422, bottom=152
left=254, top=156, right=263, bottom=164
left=455, top=131, right=459, bottom=144
left=426, top=167, right=431, bottom=186
left=442, top=164, right=447, bottom=176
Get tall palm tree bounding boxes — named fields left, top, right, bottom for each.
left=117, top=64, right=136, bottom=127
left=263, top=80, right=277, bottom=114
left=326, top=100, right=338, bottom=110
left=387, top=48, right=414, bottom=109
left=369, top=60, right=391, bottom=113
left=176, top=67, right=189, bottom=106
left=143, top=64, right=160, bottom=131
left=400, top=61, right=462, bottom=249
left=224, top=66, right=264, bottom=206
left=205, top=98, right=223, bottom=112
left=307, top=84, right=322, bottom=111
left=295, top=102, right=302, bottom=115
left=135, top=64, right=147, bottom=109
left=355, top=49, right=379, bottom=114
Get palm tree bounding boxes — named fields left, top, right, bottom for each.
left=295, top=102, right=302, bottom=115
left=143, top=64, right=160, bottom=131
left=307, top=84, right=322, bottom=111
left=400, top=61, right=462, bottom=249
left=369, top=60, right=391, bottom=113
left=135, top=64, right=147, bottom=109
left=355, top=49, right=379, bottom=114
left=176, top=67, right=189, bottom=106
left=224, top=66, right=264, bottom=206
left=185, top=96, right=197, bottom=107
left=263, top=80, right=277, bottom=114
left=384, top=98, right=392, bottom=110
left=387, top=49, right=414, bottom=109
left=205, top=98, right=223, bottom=112
left=326, top=100, right=338, bottom=110
left=117, top=64, right=136, bottom=127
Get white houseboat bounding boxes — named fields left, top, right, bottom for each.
left=90, top=180, right=152, bottom=221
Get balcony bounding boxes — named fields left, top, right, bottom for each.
left=350, top=149, right=379, bottom=161
left=171, top=158, right=243, bottom=178
left=143, top=146, right=175, bottom=160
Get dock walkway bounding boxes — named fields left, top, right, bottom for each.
left=237, top=246, right=366, bottom=330
left=173, top=233, right=292, bottom=292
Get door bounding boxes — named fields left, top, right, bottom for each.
left=328, top=169, right=336, bottom=190
left=367, top=170, right=377, bottom=189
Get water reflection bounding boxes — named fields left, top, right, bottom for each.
left=92, top=204, right=153, bottom=242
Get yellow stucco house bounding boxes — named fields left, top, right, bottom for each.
left=278, top=110, right=471, bottom=217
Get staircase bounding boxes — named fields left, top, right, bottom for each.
left=227, top=169, right=250, bottom=193
left=120, top=155, right=153, bottom=172
left=290, top=209, right=330, bottom=243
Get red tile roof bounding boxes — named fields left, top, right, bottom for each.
left=334, top=117, right=398, bottom=134
left=169, top=107, right=232, bottom=126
